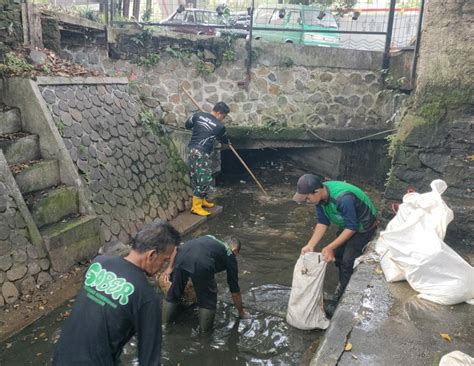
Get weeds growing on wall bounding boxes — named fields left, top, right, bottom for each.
left=222, top=34, right=237, bottom=62
left=130, top=28, right=153, bottom=47
left=0, top=52, right=34, bottom=77
left=133, top=53, right=160, bottom=67
left=165, top=46, right=191, bottom=60
left=195, top=51, right=213, bottom=76
left=55, top=119, right=65, bottom=137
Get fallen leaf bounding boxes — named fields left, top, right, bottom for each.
left=344, top=342, right=353, bottom=351
left=440, top=333, right=452, bottom=342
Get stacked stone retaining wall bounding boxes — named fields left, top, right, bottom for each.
left=59, top=34, right=404, bottom=131
left=0, top=159, right=52, bottom=306
left=38, top=78, right=192, bottom=244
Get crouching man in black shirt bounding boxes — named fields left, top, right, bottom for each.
left=162, top=235, right=250, bottom=332
left=53, top=220, right=181, bottom=366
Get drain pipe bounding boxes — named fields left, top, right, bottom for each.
left=410, top=0, right=425, bottom=86
left=237, top=0, right=255, bottom=90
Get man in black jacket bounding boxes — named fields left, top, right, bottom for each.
left=53, top=221, right=181, bottom=366
left=185, top=102, right=230, bottom=216
left=162, top=235, right=249, bottom=332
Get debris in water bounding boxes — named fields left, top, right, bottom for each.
left=440, top=333, right=452, bottom=342
left=240, top=180, right=246, bottom=184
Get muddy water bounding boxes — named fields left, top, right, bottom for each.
left=0, top=156, right=370, bottom=365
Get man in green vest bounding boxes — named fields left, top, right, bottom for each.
left=293, top=174, right=377, bottom=301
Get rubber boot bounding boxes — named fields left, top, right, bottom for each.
left=201, top=198, right=215, bottom=208
left=162, top=300, right=179, bottom=324
left=198, top=308, right=216, bottom=333
left=191, top=196, right=210, bottom=216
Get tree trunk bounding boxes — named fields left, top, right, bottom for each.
left=123, top=0, right=130, bottom=18
left=132, top=0, right=140, bottom=20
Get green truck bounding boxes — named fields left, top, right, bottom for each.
left=252, top=4, right=340, bottom=47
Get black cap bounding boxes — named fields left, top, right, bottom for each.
left=293, top=174, right=323, bottom=202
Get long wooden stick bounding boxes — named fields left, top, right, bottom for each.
left=181, top=87, right=269, bottom=197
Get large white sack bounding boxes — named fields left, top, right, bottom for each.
left=439, top=351, right=474, bottom=366
left=286, top=253, right=329, bottom=330
left=381, top=182, right=473, bottom=305
left=376, top=180, right=454, bottom=284
left=376, top=236, right=405, bottom=282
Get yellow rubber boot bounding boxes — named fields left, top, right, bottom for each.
left=191, top=196, right=210, bottom=216
left=201, top=198, right=215, bottom=208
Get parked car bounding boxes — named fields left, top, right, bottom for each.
left=160, top=7, right=247, bottom=38
left=252, top=5, right=340, bottom=47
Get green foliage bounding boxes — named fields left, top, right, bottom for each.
left=139, top=109, right=163, bottom=135
left=195, top=51, right=213, bottom=75
left=222, top=34, right=236, bottom=62
left=165, top=46, right=191, bottom=60
left=142, top=8, right=152, bottom=22
left=196, top=59, right=212, bottom=75
left=383, top=70, right=407, bottom=89
left=130, top=28, right=153, bottom=47
left=223, top=49, right=236, bottom=62
left=77, top=8, right=100, bottom=22
left=0, top=52, right=34, bottom=77
left=55, top=119, right=65, bottom=137
left=134, top=53, right=160, bottom=67
left=281, top=57, right=294, bottom=68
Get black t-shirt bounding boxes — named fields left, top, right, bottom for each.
left=53, top=256, right=162, bottom=366
left=185, top=112, right=229, bottom=154
left=174, top=235, right=240, bottom=293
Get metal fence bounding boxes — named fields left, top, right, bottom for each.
left=43, top=0, right=423, bottom=68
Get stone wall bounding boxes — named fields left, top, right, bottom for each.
left=0, top=156, right=52, bottom=307
left=61, top=33, right=404, bottom=131
left=384, top=0, right=473, bottom=243
left=38, top=79, right=192, bottom=244
left=0, top=1, right=22, bottom=59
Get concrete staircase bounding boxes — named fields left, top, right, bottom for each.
left=0, top=106, right=101, bottom=273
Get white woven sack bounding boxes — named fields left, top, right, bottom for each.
left=439, top=351, right=474, bottom=366
left=286, top=252, right=329, bottom=330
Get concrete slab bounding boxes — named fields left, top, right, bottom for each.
left=41, top=215, right=101, bottom=273
left=170, top=205, right=223, bottom=236
left=0, top=134, right=40, bottom=164
left=0, top=109, right=21, bottom=134
left=13, top=159, right=60, bottom=194
left=312, top=260, right=474, bottom=366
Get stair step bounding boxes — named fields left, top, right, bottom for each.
left=0, top=133, right=40, bottom=165
left=12, top=159, right=60, bottom=194
left=41, top=215, right=101, bottom=273
left=26, top=186, right=79, bottom=229
left=0, top=108, right=21, bottom=135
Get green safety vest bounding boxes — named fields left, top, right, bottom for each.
left=320, top=181, right=377, bottom=231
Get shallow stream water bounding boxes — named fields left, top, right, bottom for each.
left=0, top=155, right=376, bottom=365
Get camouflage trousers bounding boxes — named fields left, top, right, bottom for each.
left=188, top=148, right=214, bottom=198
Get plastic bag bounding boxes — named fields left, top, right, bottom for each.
left=376, top=180, right=474, bottom=305
left=286, top=252, right=330, bottom=330
left=439, top=351, right=474, bottom=366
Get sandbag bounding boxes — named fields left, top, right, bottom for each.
left=286, top=252, right=329, bottom=330
left=439, top=351, right=474, bottom=366
left=376, top=180, right=474, bottom=305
